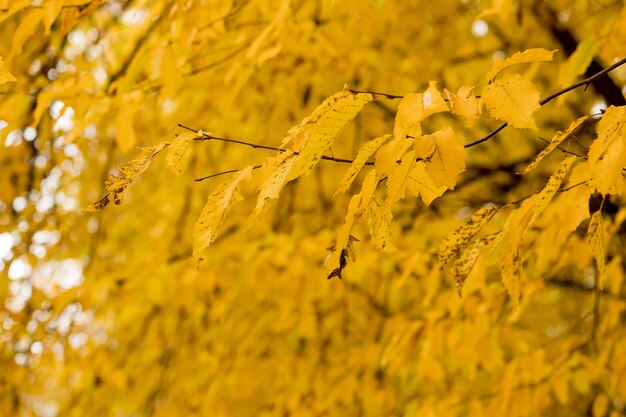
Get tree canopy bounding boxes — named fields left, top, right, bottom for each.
left=1, top=0, right=626, bottom=416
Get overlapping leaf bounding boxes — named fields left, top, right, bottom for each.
left=193, top=165, right=254, bottom=261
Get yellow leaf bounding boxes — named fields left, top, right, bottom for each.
left=282, top=89, right=373, bottom=176
left=487, top=48, right=556, bottom=83
left=166, top=131, right=197, bottom=176
left=43, top=0, right=64, bottom=35
left=523, top=116, right=589, bottom=173
left=499, top=156, right=577, bottom=302
left=326, top=170, right=377, bottom=275
left=162, top=46, right=182, bottom=99
left=333, top=134, right=390, bottom=198
left=588, top=106, right=626, bottom=163
left=0, top=56, right=17, bottom=85
left=588, top=106, right=626, bottom=195
left=385, top=150, right=416, bottom=206
left=193, top=165, right=254, bottom=261
left=116, top=97, right=138, bottom=154
left=11, top=9, right=43, bottom=57
left=587, top=210, right=606, bottom=289
left=444, top=86, right=481, bottom=127
left=82, top=194, right=111, bottom=212
left=420, top=126, right=465, bottom=189
left=393, top=81, right=449, bottom=141
left=254, top=151, right=297, bottom=215
left=375, top=137, right=413, bottom=179
left=590, top=135, right=626, bottom=195
left=105, top=143, right=168, bottom=196
left=558, top=39, right=597, bottom=89
left=369, top=201, right=395, bottom=253
left=551, top=374, right=570, bottom=404
left=483, top=73, right=541, bottom=129
left=438, top=205, right=498, bottom=267
left=405, top=161, right=447, bottom=205
left=592, top=394, right=608, bottom=417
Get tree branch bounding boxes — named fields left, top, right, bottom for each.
left=464, top=57, right=626, bottom=148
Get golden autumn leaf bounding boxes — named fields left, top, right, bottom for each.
left=193, top=165, right=254, bottom=261
left=326, top=170, right=377, bottom=276
left=0, top=56, right=17, bottom=84
left=375, top=137, right=413, bottom=179
left=444, top=86, right=481, bottom=127
left=254, top=150, right=297, bottom=215
left=333, top=134, right=390, bottom=198
left=588, top=106, right=626, bottom=163
left=438, top=205, right=498, bottom=268
left=166, top=131, right=198, bottom=176
left=590, top=136, right=626, bottom=195
left=10, top=9, right=43, bottom=57
left=482, top=73, right=541, bottom=129
left=369, top=201, right=395, bottom=253
left=393, top=81, right=449, bottom=141
left=385, top=150, right=417, bottom=207
left=283, top=89, right=373, bottom=176
left=104, top=143, right=168, bottom=196
left=82, top=194, right=111, bottom=212
left=451, top=232, right=499, bottom=297
left=523, top=116, right=589, bottom=173
left=587, top=210, right=606, bottom=288
left=487, top=48, right=556, bottom=83
left=558, top=39, right=597, bottom=89
left=405, top=161, right=447, bottom=205
left=419, top=126, right=465, bottom=189
left=499, top=156, right=577, bottom=302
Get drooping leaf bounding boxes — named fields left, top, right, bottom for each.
left=587, top=106, right=626, bottom=195
left=393, top=81, right=449, bottom=141
left=587, top=106, right=626, bottom=163
left=438, top=205, right=498, bottom=268
left=104, top=143, right=168, bottom=197
left=420, top=126, right=465, bottom=189
left=82, top=194, right=111, bottom=212
left=0, top=56, right=17, bottom=85
left=193, top=165, right=254, bottom=261
left=487, top=48, right=556, bottom=83
left=254, top=151, right=297, bottom=215
left=444, top=86, right=481, bottom=127
left=405, top=161, right=447, bottom=205
left=166, top=131, right=198, bottom=176
left=523, top=115, right=589, bottom=173
left=282, top=88, right=373, bottom=176
left=558, top=39, right=597, bottom=88
left=255, top=89, right=372, bottom=213
left=590, top=136, right=626, bottom=195
left=326, top=170, right=377, bottom=276
left=333, top=134, right=390, bottom=198
left=375, top=137, right=413, bottom=179
left=483, top=73, right=541, bottom=129
left=385, top=150, right=416, bottom=207
left=369, top=200, right=395, bottom=253
left=452, top=232, right=501, bottom=297
left=498, top=156, right=577, bottom=302
left=587, top=210, right=606, bottom=288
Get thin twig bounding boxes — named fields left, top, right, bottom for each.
left=179, top=123, right=373, bottom=181
left=347, top=88, right=404, bottom=99
left=194, top=165, right=262, bottom=182
left=536, top=136, right=584, bottom=158
left=465, top=57, right=626, bottom=148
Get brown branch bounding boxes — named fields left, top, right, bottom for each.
left=178, top=124, right=374, bottom=181
left=465, top=57, right=626, bottom=148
